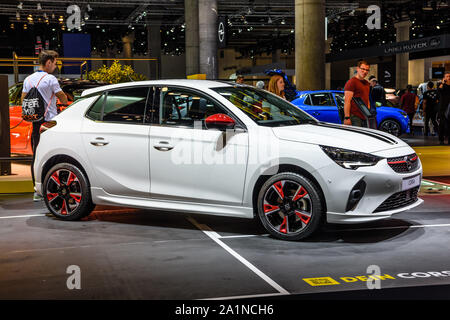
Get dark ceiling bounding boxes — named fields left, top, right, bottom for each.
left=0, top=0, right=448, bottom=57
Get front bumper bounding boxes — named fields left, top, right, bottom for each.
left=312, top=152, right=423, bottom=224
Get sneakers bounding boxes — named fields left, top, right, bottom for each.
left=33, top=192, right=43, bottom=202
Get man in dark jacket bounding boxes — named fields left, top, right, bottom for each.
left=422, top=81, right=439, bottom=137
left=400, top=85, right=418, bottom=132
left=438, top=72, right=450, bottom=145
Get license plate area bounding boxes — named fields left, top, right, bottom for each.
left=402, top=174, right=421, bottom=191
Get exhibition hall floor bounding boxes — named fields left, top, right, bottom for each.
left=0, top=142, right=449, bottom=299
left=0, top=192, right=449, bottom=299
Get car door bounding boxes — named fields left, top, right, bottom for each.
left=9, top=83, right=32, bottom=154
left=305, top=92, right=341, bottom=123
left=82, top=86, right=151, bottom=198
left=148, top=86, right=249, bottom=205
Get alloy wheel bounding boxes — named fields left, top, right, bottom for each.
left=262, top=179, right=313, bottom=235
left=380, top=120, right=401, bottom=136
left=45, top=169, right=83, bottom=216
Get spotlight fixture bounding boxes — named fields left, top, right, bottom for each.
left=37, top=3, right=42, bottom=10
left=17, top=2, right=23, bottom=10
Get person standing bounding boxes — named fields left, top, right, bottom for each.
left=422, top=81, right=439, bottom=137
left=370, top=78, right=387, bottom=106
left=343, top=60, right=371, bottom=127
left=268, top=75, right=286, bottom=100
left=438, top=72, right=450, bottom=145
left=400, top=85, right=418, bottom=132
left=21, top=50, right=68, bottom=201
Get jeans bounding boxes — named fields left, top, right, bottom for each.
left=350, top=115, right=367, bottom=127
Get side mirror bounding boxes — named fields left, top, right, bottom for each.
left=205, top=113, right=235, bottom=130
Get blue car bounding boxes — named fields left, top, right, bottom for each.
left=291, top=90, right=410, bottom=137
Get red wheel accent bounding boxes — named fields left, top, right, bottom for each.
left=264, top=203, right=279, bottom=214
left=47, top=193, right=58, bottom=201
left=279, top=217, right=288, bottom=234
left=66, top=172, right=77, bottom=186
left=51, top=171, right=61, bottom=186
left=273, top=181, right=285, bottom=199
left=60, top=200, right=68, bottom=215
left=293, top=186, right=308, bottom=201
left=295, top=210, right=311, bottom=225
left=70, top=194, right=82, bottom=203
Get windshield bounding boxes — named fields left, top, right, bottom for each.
left=212, top=86, right=317, bottom=127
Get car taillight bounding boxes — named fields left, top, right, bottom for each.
left=39, top=121, right=57, bottom=134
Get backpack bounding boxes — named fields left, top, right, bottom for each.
left=22, top=73, right=53, bottom=122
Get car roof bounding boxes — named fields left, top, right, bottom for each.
left=81, top=79, right=236, bottom=97
left=297, top=90, right=343, bottom=96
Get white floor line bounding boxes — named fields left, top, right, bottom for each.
left=186, top=216, right=289, bottom=295
left=422, top=178, right=450, bottom=187
left=219, top=234, right=270, bottom=239
left=0, top=214, right=44, bottom=219
left=329, top=223, right=450, bottom=233
left=199, top=292, right=288, bottom=300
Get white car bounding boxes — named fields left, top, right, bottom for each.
left=34, top=80, right=423, bottom=241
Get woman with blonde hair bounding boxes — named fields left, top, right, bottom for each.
left=268, top=75, right=286, bottom=99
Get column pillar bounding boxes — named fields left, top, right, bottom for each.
left=295, top=0, right=325, bottom=90
left=199, top=0, right=218, bottom=79
left=147, top=23, right=161, bottom=79
left=394, top=20, right=411, bottom=90
left=272, top=49, right=281, bottom=63
left=185, top=0, right=199, bottom=76
left=325, top=37, right=332, bottom=89
left=122, top=33, right=135, bottom=66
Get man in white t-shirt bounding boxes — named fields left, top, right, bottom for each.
left=21, top=50, right=68, bottom=201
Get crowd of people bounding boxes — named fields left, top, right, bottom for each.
left=234, top=60, right=450, bottom=145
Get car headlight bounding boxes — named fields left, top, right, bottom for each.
left=320, top=146, right=383, bottom=170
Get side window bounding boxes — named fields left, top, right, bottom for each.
left=9, top=83, right=23, bottom=106
left=159, top=87, right=228, bottom=128
left=102, top=87, right=149, bottom=124
left=86, top=94, right=104, bottom=121
left=145, top=86, right=160, bottom=124
left=334, top=93, right=345, bottom=110
left=303, top=95, right=312, bottom=106
left=310, top=93, right=335, bottom=106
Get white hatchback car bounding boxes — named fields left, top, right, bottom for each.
left=35, top=80, right=423, bottom=240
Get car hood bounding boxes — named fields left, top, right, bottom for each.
left=272, top=122, right=407, bottom=153
left=378, top=106, right=404, bottom=114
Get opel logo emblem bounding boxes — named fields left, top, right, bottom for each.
left=218, top=22, right=225, bottom=43
left=404, top=156, right=412, bottom=170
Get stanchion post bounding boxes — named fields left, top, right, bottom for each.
left=0, top=75, right=11, bottom=175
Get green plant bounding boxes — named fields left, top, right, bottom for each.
left=88, top=60, right=147, bottom=84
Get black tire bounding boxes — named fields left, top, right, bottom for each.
left=379, top=119, right=401, bottom=137
left=43, top=163, right=94, bottom=221
left=257, top=172, right=323, bottom=241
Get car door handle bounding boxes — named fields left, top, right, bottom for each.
left=153, top=141, right=174, bottom=151
left=90, top=137, right=109, bottom=146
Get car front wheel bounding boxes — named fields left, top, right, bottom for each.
left=43, top=163, right=94, bottom=220
left=379, top=119, right=401, bottom=136
left=257, top=172, right=323, bottom=241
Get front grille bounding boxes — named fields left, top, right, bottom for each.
left=374, top=186, right=419, bottom=213
left=387, top=153, right=419, bottom=173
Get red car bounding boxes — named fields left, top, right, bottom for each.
left=9, top=79, right=105, bottom=155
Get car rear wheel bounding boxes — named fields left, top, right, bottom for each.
left=379, top=119, right=401, bottom=137
left=43, top=163, right=95, bottom=221
left=257, top=172, right=323, bottom=241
